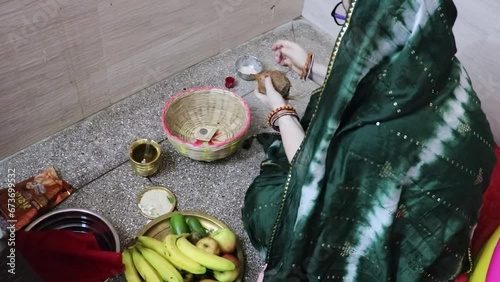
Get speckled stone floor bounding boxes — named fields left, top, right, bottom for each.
left=0, top=18, right=334, bottom=282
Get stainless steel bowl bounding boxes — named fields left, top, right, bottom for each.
left=235, top=55, right=263, bottom=81
left=25, top=208, right=120, bottom=252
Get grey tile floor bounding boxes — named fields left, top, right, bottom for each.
left=0, top=18, right=335, bottom=281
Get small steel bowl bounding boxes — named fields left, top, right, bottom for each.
left=235, top=55, right=263, bottom=81
left=137, top=186, right=177, bottom=220
left=25, top=208, right=120, bottom=252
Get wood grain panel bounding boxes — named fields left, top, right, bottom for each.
left=1, top=71, right=82, bottom=159
left=0, top=0, right=83, bottom=158
left=106, top=21, right=220, bottom=103
left=216, top=0, right=304, bottom=52
left=99, top=0, right=218, bottom=67
left=58, top=0, right=111, bottom=115
left=0, top=0, right=304, bottom=159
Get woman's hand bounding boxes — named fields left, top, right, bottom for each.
left=272, top=40, right=308, bottom=75
left=255, top=76, right=287, bottom=110
left=255, top=75, right=305, bottom=163
left=272, top=40, right=328, bottom=84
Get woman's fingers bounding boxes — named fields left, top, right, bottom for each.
left=272, top=40, right=305, bottom=72
left=264, top=76, right=278, bottom=92
left=254, top=89, right=264, bottom=97
left=254, top=89, right=268, bottom=105
left=293, top=64, right=302, bottom=73
left=282, top=57, right=293, bottom=67
left=272, top=40, right=287, bottom=51
left=254, top=87, right=263, bottom=96
left=275, top=50, right=283, bottom=63
left=279, top=45, right=297, bottom=60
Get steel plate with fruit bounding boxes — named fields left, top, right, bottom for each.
left=123, top=211, right=244, bottom=282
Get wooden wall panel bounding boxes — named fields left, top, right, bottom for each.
left=0, top=0, right=83, bottom=154
left=59, top=0, right=110, bottom=115
left=0, top=0, right=304, bottom=159
left=106, top=22, right=220, bottom=104
left=217, top=0, right=304, bottom=51
left=98, top=0, right=207, bottom=67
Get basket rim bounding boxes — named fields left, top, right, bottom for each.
left=161, top=86, right=251, bottom=148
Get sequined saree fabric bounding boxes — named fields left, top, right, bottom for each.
left=241, top=0, right=497, bottom=281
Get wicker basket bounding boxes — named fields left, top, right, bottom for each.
left=161, top=87, right=251, bottom=162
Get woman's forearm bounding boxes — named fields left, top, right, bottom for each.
left=278, top=61, right=327, bottom=160
left=276, top=115, right=305, bottom=162
left=310, top=63, right=327, bottom=85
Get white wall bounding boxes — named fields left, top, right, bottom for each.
left=302, top=0, right=342, bottom=38
left=453, top=1, right=500, bottom=146
left=302, top=0, right=500, bottom=146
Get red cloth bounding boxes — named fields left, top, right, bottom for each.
left=454, top=146, right=500, bottom=282
left=16, top=230, right=124, bottom=282
left=471, top=146, right=500, bottom=256
left=455, top=273, right=469, bottom=282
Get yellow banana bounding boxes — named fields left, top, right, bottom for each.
left=131, top=247, right=163, bottom=282
left=163, top=234, right=206, bottom=274
left=176, top=236, right=235, bottom=272
left=137, top=245, right=183, bottom=282
left=122, top=249, right=141, bottom=282
left=137, top=236, right=168, bottom=258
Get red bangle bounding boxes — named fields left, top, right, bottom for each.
left=306, top=54, right=314, bottom=80
left=300, top=52, right=313, bottom=80
left=267, top=105, right=298, bottom=131
left=270, top=111, right=299, bottom=132
left=267, top=105, right=296, bottom=124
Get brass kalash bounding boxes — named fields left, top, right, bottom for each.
left=128, top=139, right=162, bottom=177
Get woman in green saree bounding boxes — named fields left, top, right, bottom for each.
left=242, top=0, right=497, bottom=281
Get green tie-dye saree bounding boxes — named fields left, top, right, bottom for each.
left=242, top=0, right=497, bottom=281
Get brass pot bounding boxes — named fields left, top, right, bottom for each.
left=128, top=139, right=161, bottom=177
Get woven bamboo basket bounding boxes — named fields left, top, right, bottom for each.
left=161, top=87, right=251, bottom=162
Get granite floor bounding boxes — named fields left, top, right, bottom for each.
left=0, top=18, right=335, bottom=282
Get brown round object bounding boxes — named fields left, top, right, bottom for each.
left=253, top=70, right=291, bottom=98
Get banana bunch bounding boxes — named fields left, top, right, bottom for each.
left=122, top=236, right=183, bottom=282
left=164, top=234, right=235, bottom=273
left=122, top=235, right=237, bottom=282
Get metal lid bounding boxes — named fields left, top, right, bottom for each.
left=137, top=186, right=177, bottom=220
